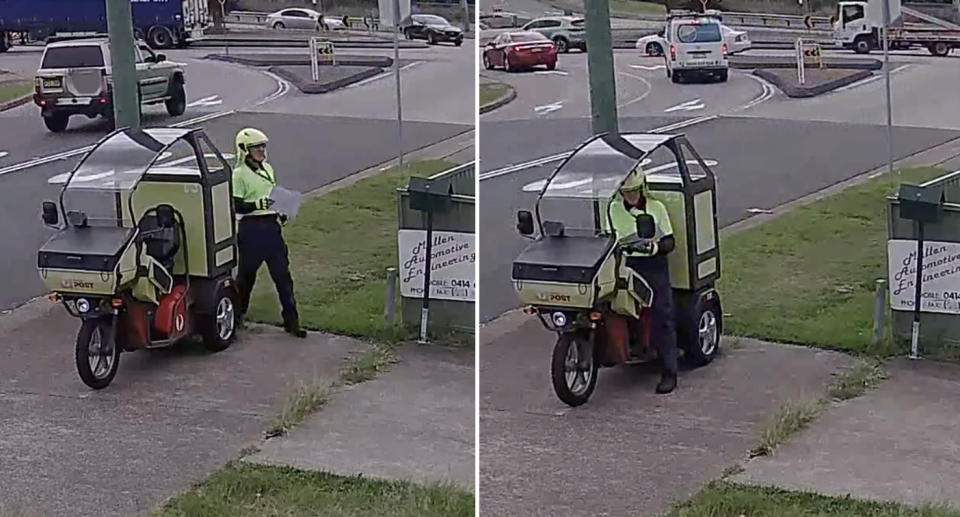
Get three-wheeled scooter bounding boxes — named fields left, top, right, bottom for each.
left=511, top=132, right=723, bottom=406
left=37, top=127, right=240, bottom=389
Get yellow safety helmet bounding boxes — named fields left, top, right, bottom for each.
left=235, top=127, right=269, bottom=164
left=619, top=165, right=647, bottom=193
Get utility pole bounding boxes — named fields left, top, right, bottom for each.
left=584, top=0, right=618, bottom=135
left=393, top=0, right=404, bottom=172
left=105, top=0, right=140, bottom=129
left=461, top=0, right=471, bottom=33
left=882, top=0, right=895, bottom=177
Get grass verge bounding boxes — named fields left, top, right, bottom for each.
left=480, top=81, right=512, bottom=108
left=0, top=80, right=31, bottom=105
left=610, top=0, right=666, bottom=15
left=750, top=358, right=887, bottom=457
left=246, top=160, right=455, bottom=341
left=718, top=167, right=944, bottom=355
left=150, top=462, right=474, bottom=517
left=669, top=481, right=960, bottom=517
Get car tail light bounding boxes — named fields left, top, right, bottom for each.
left=670, top=44, right=676, bottom=60
left=722, top=42, right=728, bottom=55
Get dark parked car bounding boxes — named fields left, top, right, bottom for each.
left=400, top=14, right=463, bottom=46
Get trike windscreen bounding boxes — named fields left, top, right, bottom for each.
left=61, top=129, right=187, bottom=226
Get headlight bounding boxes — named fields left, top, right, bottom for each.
left=552, top=311, right=567, bottom=327
left=76, top=298, right=91, bottom=313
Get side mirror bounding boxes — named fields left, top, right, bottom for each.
left=144, top=55, right=156, bottom=63
left=41, top=201, right=59, bottom=227
left=156, top=54, right=166, bottom=62
left=517, top=210, right=534, bottom=236
left=156, top=204, right=175, bottom=228
left=636, top=214, right=656, bottom=239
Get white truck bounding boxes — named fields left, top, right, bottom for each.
left=834, top=0, right=960, bottom=55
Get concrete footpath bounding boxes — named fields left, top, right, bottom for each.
left=731, top=358, right=960, bottom=510
left=479, top=312, right=853, bottom=517
left=248, top=343, right=475, bottom=491
left=0, top=300, right=362, bottom=517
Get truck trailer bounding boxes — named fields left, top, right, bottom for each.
left=0, top=0, right=209, bottom=51
left=835, top=0, right=960, bottom=56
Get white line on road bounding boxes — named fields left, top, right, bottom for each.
left=664, top=98, right=705, bottom=113
left=829, top=64, right=911, bottom=94
left=478, top=115, right=718, bottom=182
left=533, top=102, right=563, bottom=115
left=617, top=72, right=653, bottom=109
left=254, top=70, right=291, bottom=107
left=187, top=95, right=223, bottom=108
left=343, top=61, right=423, bottom=90
left=630, top=64, right=665, bottom=71
left=0, top=152, right=7, bottom=159
left=533, top=70, right=569, bottom=76
left=739, top=73, right=776, bottom=111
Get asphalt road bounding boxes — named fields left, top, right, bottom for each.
left=0, top=44, right=471, bottom=310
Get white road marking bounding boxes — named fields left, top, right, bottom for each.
left=533, top=102, right=563, bottom=115
left=254, top=70, right=291, bottom=107
left=664, top=98, right=705, bottom=113
left=630, top=64, right=665, bottom=71
left=520, top=159, right=720, bottom=192
left=617, top=72, right=653, bottom=109
left=343, top=61, right=422, bottom=90
left=739, top=73, right=776, bottom=111
left=187, top=95, right=223, bottom=108
left=0, top=152, right=7, bottom=159
left=829, top=64, right=911, bottom=94
left=533, top=70, right=568, bottom=76
left=746, top=208, right=774, bottom=214
left=479, top=115, right=718, bottom=182
left=47, top=153, right=237, bottom=184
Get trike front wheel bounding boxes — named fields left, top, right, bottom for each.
left=75, top=317, right=120, bottom=389
left=551, top=332, right=597, bottom=407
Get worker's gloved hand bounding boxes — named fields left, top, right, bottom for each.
left=279, top=213, right=288, bottom=224
left=637, top=239, right=659, bottom=256
left=256, top=198, right=275, bottom=210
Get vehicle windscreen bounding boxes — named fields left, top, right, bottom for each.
left=675, top=22, right=722, bottom=43
left=41, top=45, right=104, bottom=69
left=62, top=130, right=180, bottom=226
left=416, top=15, right=448, bottom=25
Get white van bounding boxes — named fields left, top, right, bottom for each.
left=664, top=13, right=729, bottom=83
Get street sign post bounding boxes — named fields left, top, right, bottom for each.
left=309, top=37, right=336, bottom=82
left=105, top=0, right=140, bottom=129
left=393, top=0, right=404, bottom=173
left=584, top=0, right=618, bottom=135
left=882, top=0, right=895, bottom=177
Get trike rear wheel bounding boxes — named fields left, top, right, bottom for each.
left=678, top=293, right=722, bottom=367
left=199, top=286, right=237, bottom=352
left=75, top=317, right=120, bottom=389
left=551, top=332, right=597, bottom=407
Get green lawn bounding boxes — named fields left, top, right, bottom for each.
left=610, top=0, right=667, bottom=15
left=246, top=160, right=455, bottom=341
left=670, top=482, right=960, bottom=517
left=479, top=81, right=511, bottom=109
left=151, top=463, right=474, bottom=517
left=717, top=167, right=943, bottom=355
left=0, top=80, right=31, bottom=104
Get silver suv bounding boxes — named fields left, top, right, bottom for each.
left=33, top=36, right=187, bottom=132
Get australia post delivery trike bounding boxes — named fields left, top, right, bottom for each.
left=511, top=132, right=723, bottom=406
left=37, top=127, right=240, bottom=389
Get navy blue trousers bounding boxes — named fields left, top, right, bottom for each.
left=236, top=215, right=299, bottom=327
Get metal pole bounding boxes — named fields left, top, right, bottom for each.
left=873, top=278, right=887, bottom=346
left=461, top=0, right=471, bottom=33
left=105, top=0, right=141, bottom=129
left=910, top=221, right=924, bottom=359
left=393, top=0, right=404, bottom=173
left=584, top=0, right=618, bottom=135
left=882, top=0, right=894, bottom=177
left=384, top=267, right=396, bottom=326
left=419, top=210, right=433, bottom=344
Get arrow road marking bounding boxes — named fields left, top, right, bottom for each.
left=521, top=159, right=719, bottom=192
left=664, top=99, right=705, bottom=113
left=47, top=153, right=236, bottom=184
left=187, top=95, right=223, bottom=108
left=631, top=64, right=665, bottom=71
left=533, top=102, right=563, bottom=115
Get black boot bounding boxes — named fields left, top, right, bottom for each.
left=284, top=319, right=307, bottom=338
left=656, top=372, right=677, bottom=394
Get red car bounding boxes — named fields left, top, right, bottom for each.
left=483, top=31, right=557, bottom=72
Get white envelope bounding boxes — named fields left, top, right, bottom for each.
left=269, top=185, right=303, bottom=222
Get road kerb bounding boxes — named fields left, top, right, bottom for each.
left=0, top=93, right=31, bottom=113
left=479, top=81, right=517, bottom=115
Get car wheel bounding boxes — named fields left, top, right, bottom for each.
left=165, top=81, right=186, bottom=117
left=428, top=32, right=437, bottom=45
left=853, top=35, right=872, bottom=54
left=147, top=25, right=174, bottom=49
left=455, top=38, right=463, bottom=47
left=274, top=21, right=285, bottom=30
left=717, top=69, right=728, bottom=82
left=483, top=53, right=493, bottom=70
left=553, top=37, right=569, bottom=53
left=75, top=317, right=121, bottom=390
left=647, top=42, right=663, bottom=56
left=404, top=28, right=413, bottom=39
left=546, top=60, right=556, bottom=70
left=42, top=112, right=69, bottom=132
left=672, top=70, right=682, bottom=83
left=504, top=54, right=513, bottom=72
